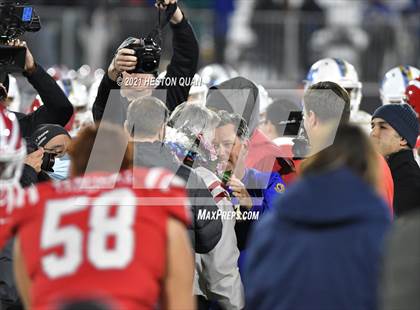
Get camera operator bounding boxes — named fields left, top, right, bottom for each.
left=0, top=40, right=74, bottom=136
left=0, top=9, right=74, bottom=310
left=0, top=40, right=74, bottom=188
left=92, top=0, right=199, bottom=125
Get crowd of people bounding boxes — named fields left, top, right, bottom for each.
left=1, top=0, right=420, bottom=309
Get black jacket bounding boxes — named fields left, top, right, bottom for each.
left=92, top=16, right=199, bottom=125
left=387, top=149, right=420, bottom=216
left=381, top=210, right=420, bottom=310
left=19, top=165, right=51, bottom=188
left=11, top=64, right=74, bottom=138
left=133, top=141, right=222, bottom=254
left=0, top=239, right=22, bottom=310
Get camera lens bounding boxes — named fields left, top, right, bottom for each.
left=41, top=152, right=56, bottom=172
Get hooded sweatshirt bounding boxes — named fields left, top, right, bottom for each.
left=244, top=167, right=391, bottom=310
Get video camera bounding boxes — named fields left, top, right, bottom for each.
left=0, top=1, right=41, bottom=73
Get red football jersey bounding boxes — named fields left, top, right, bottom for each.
left=246, top=129, right=297, bottom=184
left=1, top=168, right=190, bottom=310
left=291, top=154, right=394, bottom=215
left=246, top=129, right=285, bottom=172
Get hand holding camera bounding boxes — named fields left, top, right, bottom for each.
left=26, top=140, right=57, bottom=174
left=24, top=147, right=44, bottom=173
left=107, top=0, right=183, bottom=81
left=108, top=47, right=138, bottom=81
left=108, top=37, right=162, bottom=81
left=7, top=39, right=36, bottom=74
left=0, top=2, right=41, bottom=73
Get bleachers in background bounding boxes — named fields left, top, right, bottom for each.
left=22, top=5, right=420, bottom=113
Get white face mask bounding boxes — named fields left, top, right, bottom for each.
left=47, top=154, right=70, bottom=181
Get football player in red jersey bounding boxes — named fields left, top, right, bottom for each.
left=405, top=77, right=420, bottom=155
left=0, top=106, right=30, bottom=310
left=0, top=106, right=26, bottom=205
left=0, top=105, right=28, bottom=235
left=3, top=123, right=195, bottom=310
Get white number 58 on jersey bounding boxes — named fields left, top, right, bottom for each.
left=41, top=188, right=136, bottom=279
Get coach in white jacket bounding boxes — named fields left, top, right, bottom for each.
left=166, top=102, right=244, bottom=309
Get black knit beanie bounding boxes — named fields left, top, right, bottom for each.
left=372, top=104, right=419, bottom=148
left=31, top=124, right=71, bottom=147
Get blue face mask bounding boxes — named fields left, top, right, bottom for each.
left=47, top=154, right=70, bottom=181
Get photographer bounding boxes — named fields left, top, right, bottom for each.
left=0, top=40, right=74, bottom=136
left=92, top=0, right=199, bottom=125
left=20, top=124, right=72, bottom=186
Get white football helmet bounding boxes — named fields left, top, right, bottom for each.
left=198, top=64, right=239, bottom=89
left=188, top=74, right=208, bottom=105
left=6, top=76, right=21, bottom=113
left=350, top=110, right=372, bottom=135
left=304, top=58, right=362, bottom=112
left=257, top=84, right=273, bottom=115
left=0, top=108, right=26, bottom=186
left=88, top=69, right=105, bottom=111
left=380, top=65, right=420, bottom=105
left=58, top=78, right=89, bottom=109
left=58, top=78, right=90, bottom=133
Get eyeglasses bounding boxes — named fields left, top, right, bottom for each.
left=43, top=145, right=65, bottom=157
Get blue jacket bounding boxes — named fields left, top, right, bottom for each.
left=242, top=168, right=285, bottom=214
left=234, top=169, right=285, bottom=250
left=236, top=169, right=285, bottom=271
left=244, top=168, right=391, bottom=310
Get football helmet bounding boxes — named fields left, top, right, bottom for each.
left=380, top=65, right=420, bottom=105
left=88, top=69, right=105, bottom=111
left=58, top=78, right=90, bottom=133
left=28, top=95, right=43, bottom=113
left=198, top=64, right=239, bottom=89
left=6, top=76, right=21, bottom=113
left=188, top=74, right=208, bottom=105
left=257, top=84, right=273, bottom=115
left=304, top=58, right=362, bottom=112
left=405, top=77, right=420, bottom=120
left=350, top=110, right=372, bottom=135
left=58, top=78, right=89, bottom=109
left=0, top=107, right=26, bottom=185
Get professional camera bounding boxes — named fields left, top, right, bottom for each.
left=0, top=1, right=41, bottom=73
left=122, top=37, right=162, bottom=75
left=117, top=0, right=180, bottom=76
left=26, top=141, right=56, bottom=172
